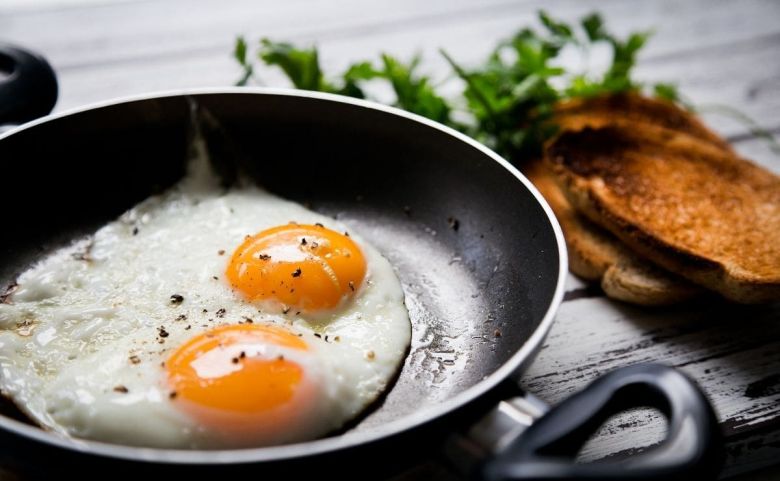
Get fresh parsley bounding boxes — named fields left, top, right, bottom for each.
left=441, top=12, right=670, bottom=158
left=234, top=11, right=775, bottom=159
left=236, top=38, right=456, bottom=127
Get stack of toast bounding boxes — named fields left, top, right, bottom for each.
left=525, top=94, right=780, bottom=305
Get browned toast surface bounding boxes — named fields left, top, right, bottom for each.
left=526, top=93, right=724, bottom=305
left=547, top=124, right=780, bottom=303
left=525, top=159, right=703, bottom=305
left=553, top=93, right=734, bottom=153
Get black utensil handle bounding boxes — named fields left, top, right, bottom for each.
left=0, top=44, right=58, bottom=125
left=482, top=363, right=723, bottom=481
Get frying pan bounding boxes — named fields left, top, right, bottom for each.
left=0, top=44, right=722, bottom=481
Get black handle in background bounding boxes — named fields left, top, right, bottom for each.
left=0, top=44, right=58, bottom=125
left=481, top=364, right=723, bottom=481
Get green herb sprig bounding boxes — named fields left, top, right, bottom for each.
left=440, top=12, right=676, bottom=158
left=234, top=11, right=777, bottom=160
left=236, top=38, right=456, bottom=127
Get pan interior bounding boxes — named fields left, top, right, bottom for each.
left=0, top=92, right=560, bottom=443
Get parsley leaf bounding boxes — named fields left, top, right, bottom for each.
left=378, top=54, right=453, bottom=125
left=240, top=39, right=455, bottom=126
left=443, top=11, right=662, bottom=157
left=653, top=82, right=681, bottom=103
left=234, top=11, right=775, bottom=160
left=233, top=36, right=253, bottom=87
left=581, top=13, right=606, bottom=42
left=258, top=39, right=333, bottom=92
left=539, top=12, right=574, bottom=43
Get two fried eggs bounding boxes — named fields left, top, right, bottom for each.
left=0, top=155, right=411, bottom=449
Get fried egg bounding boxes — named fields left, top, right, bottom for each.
left=0, top=151, right=411, bottom=449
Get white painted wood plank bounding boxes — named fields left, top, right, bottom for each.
left=637, top=35, right=780, bottom=140
left=0, top=0, right=138, bottom=10
left=0, top=0, right=518, bottom=69
left=46, top=34, right=780, bottom=144
left=2, top=1, right=780, bottom=477
left=1, top=0, right=777, bottom=73
left=732, top=137, right=780, bottom=174
left=525, top=283, right=780, bottom=468
left=4, top=0, right=778, bottom=141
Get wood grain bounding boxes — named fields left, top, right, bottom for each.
left=2, top=0, right=780, bottom=139
left=526, top=273, right=780, bottom=471
left=1, top=0, right=780, bottom=478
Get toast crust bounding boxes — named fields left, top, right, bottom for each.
left=525, top=159, right=703, bottom=305
left=547, top=124, right=780, bottom=303
left=601, top=259, right=704, bottom=306
left=530, top=93, right=728, bottom=305
left=554, top=94, right=734, bottom=153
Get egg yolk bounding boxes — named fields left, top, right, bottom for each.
left=166, top=324, right=308, bottom=417
left=226, top=223, right=366, bottom=313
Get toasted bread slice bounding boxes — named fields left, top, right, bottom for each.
left=553, top=93, right=734, bottom=153
left=601, top=257, right=705, bottom=306
left=547, top=124, right=780, bottom=303
left=527, top=94, right=725, bottom=305
left=525, top=159, right=703, bottom=305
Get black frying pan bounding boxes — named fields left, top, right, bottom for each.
left=0, top=44, right=722, bottom=481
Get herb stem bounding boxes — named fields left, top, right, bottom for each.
left=440, top=49, right=497, bottom=121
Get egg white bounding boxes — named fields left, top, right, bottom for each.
left=0, top=154, right=411, bottom=449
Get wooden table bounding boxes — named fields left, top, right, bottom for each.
left=1, top=0, right=779, bottom=479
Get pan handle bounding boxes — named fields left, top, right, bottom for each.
left=0, top=43, right=58, bottom=126
left=450, top=363, right=723, bottom=480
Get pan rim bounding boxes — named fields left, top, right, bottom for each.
left=0, top=87, right=568, bottom=464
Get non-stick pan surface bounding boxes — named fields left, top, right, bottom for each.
left=0, top=89, right=565, bottom=478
